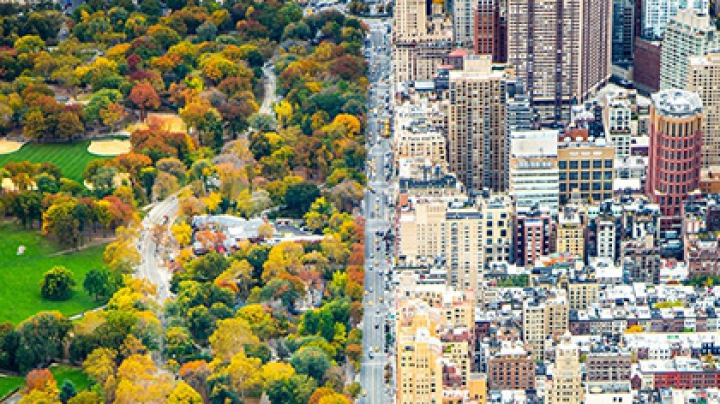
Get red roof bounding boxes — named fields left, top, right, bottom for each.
left=448, top=48, right=470, bottom=58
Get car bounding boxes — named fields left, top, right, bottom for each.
left=379, top=297, right=384, bottom=303
left=375, top=323, right=379, bottom=329
left=376, top=308, right=380, bottom=315
left=374, top=346, right=380, bottom=352
left=364, top=290, right=369, bottom=295
left=370, top=287, right=374, bottom=293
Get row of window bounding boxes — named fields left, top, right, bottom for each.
left=559, top=159, right=613, bottom=169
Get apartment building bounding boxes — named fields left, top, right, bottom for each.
left=396, top=302, right=444, bottom=404
left=448, top=55, right=509, bottom=192
left=478, top=194, right=514, bottom=265
left=514, top=206, right=556, bottom=267
left=473, top=0, right=507, bottom=62
left=688, top=53, right=720, bottom=167
left=640, top=0, right=682, bottom=39
left=556, top=206, right=585, bottom=259
left=547, top=332, right=583, bottom=404
left=602, top=89, right=634, bottom=158
left=659, top=8, right=717, bottom=91
left=646, top=89, right=703, bottom=216
left=487, top=341, right=536, bottom=390
left=585, top=351, right=632, bottom=382
left=506, top=0, right=612, bottom=121
left=522, top=292, right=569, bottom=360
left=612, top=0, right=635, bottom=63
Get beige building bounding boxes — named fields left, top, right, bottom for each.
left=448, top=55, right=509, bottom=192
left=559, top=275, right=600, bottom=311
left=556, top=206, right=585, bottom=259
left=507, top=0, right=612, bottom=121
left=398, top=198, right=485, bottom=290
left=478, top=195, right=514, bottom=265
left=522, top=291, right=569, bottom=360
left=393, top=0, right=454, bottom=82
left=547, top=332, right=584, bottom=404
left=557, top=138, right=615, bottom=205
left=397, top=302, right=444, bottom=404
left=688, top=53, right=720, bottom=167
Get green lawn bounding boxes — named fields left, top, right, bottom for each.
left=0, top=141, right=108, bottom=182
left=0, top=223, right=107, bottom=325
left=50, top=364, right=91, bottom=391
left=0, top=374, right=23, bottom=399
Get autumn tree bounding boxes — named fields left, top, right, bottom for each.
left=128, top=82, right=160, bottom=120
left=16, top=311, right=71, bottom=372
left=167, top=381, right=202, bottom=404
left=83, top=268, right=123, bottom=302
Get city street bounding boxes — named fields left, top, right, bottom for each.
left=359, top=19, right=396, bottom=404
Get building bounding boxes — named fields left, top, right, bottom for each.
left=659, top=8, right=717, bottom=91
left=393, top=0, right=454, bottom=83
left=547, top=332, right=583, bottom=404
left=585, top=351, right=632, bottom=381
left=596, top=218, right=617, bottom=261
left=522, top=292, right=569, bottom=360
left=556, top=206, right=585, bottom=259
left=514, top=206, right=556, bottom=267
left=602, top=89, right=634, bottom=158
left=584, top=382, right=633, bottom=404
left=638, top=357, right=720, bottom=389
left=646, top=89, right=703, bottom=216
left=612, top=0, right=635, bottom=63
left=622, top=237, right=662, bottom=283
left=557, top=138, right=615, bottom=205
left=473, top=0, right=507, bottom=62
left=688, top=53, right=720, bottom=167
left=506, top=0, right=612, bottom=121
left=478, top=194, right=514, bottom=265
left=447, top=55, right=509, bottom=192
left=508, top=130, right=559, bottom=214
left=634, top=38, right=662, bottom=93
left=396, top=302, right=444, bottom=404
left=640, top=0, right=681, bottom=39
left=487, top=341, right=536, bottom=390
left=453, top=0, right=476, bottom=49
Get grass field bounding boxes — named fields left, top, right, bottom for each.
left=50, top=364, right=92, bottom=391
left=0, top=223, right=107, bottom=325
left=0, top=141, right=109, bottom=182
left=0, top=374, right=23, bottom=399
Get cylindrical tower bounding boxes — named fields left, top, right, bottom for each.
left=647, top=89, right=703, bottom=216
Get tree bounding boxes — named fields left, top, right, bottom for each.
left=16, top=312, right=71, bottom=372
left=128, top=82, right=160, bottom=120
left=285, top=182, right=320, bottom=217
left=40, top=266, right=77, bottom=301
left=99, top=103, right=128, bottom=132
left=67, top=391, right=102, bottom=404
left=55, top=112, right=85, bottom=141
left=83, top=269, right=123, bottom=302
left=59, top=380, right=77, bottom=404
left=266, top=374, right=317, bottom=404
left=209, top=318, right=259, bottom=363
left=167, top=381, right=202, bottom=404
left=14, top=35, right=46, bottom=54
left=226, top=351, right=263, bottom=398
left=25, top=368, right=57, bottom=394
left=178, top=360, right=211, bottom=402
left=171, top=221, right=192, bottom=246
left=290, top=346, right=331, bottom=381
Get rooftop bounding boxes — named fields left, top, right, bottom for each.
left=651, top=89, right=703, bottom=118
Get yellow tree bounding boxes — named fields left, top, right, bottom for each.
left=261, top=241, right=305, bottom=282
left=209, top=318, right=259, bottom=363
left=172, top=221, right=192, bottom=246
left=167, top=381, right=203, bottom=404
left=260, top=362, right=295, bottom=390
left=226, top=351, right=263, bottom=398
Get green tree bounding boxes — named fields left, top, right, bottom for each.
left=59, top=379, right=77, bottom=403
left=55, top=111, right=85, bottom=141
left=15, top=311, right=71, bottom=372
left=40, top=266, right=77, bottom=301
left=83, top=268, right=123, bottom=302
left=266, top=374, right=317, bottom=404
left=285, top=182, right=320, bottom=217
left=290, top=346, right=331, bottom=381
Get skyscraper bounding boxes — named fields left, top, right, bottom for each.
left=473, top=0, right=507, bottom=62
left=547, top=332, right=583, bottom=404
left=688, top=53, right=720, bottom=167
left=659, top=7, right=717, bottom=90
left=447, top=55, right=508, bottom=192
left=646, top=90, right=703, bottom=216
left=612, top=0, right=635, bottom=63
left=506, top=0, right=612, bottom=122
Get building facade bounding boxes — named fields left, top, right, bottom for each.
left=473, top=0, right=507, bottom=62
left=646, top=90, right=703, bottom=216
left=509, top=130, right=559, bottom=214
left=688, top=53, right=720, bottom=167
left=557, top=139, right=616, bottom=205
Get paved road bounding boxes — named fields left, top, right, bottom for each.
left=359, top=18, right=395, bottom=404
left=137, top=196, right=178, bottom=303
left=260, top=63, right=278, bottom=115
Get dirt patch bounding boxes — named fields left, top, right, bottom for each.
left=0, top=140, right=24, bottom=155
left=87, top=139, right=131, bottom=156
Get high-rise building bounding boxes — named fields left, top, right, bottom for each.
left=547, top=332, right=583, bottom=404
left=556, top=206, right=585, bottom=259
left=509, top=130, right=559, bottom=214
left=659, top=8, right=717, bottom=91
left=612, top=0, right=635, bottom=63
left=603, top=89, right=634, bottom=158
left=506, top=0, right=612, bottom=121
left=514, top=206, right=556, bottom=267
left=646, top=89, right=703, bottom=216
left=396, top=302, right=443, bottom=404
left=448, top=55, right=509, bottom=192
left=640, top=0, right=681, bottom=39
left=473, top=0, right=507, bottom=62
left=688, top=53, right=720, bottom=167
left=453, top=0, right=477, bottom=49
left=393, top=1, right=454, bottom=82
left=522, top=291, right=569, bottom=360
